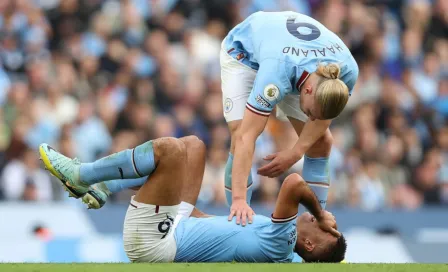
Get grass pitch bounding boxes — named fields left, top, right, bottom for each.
left=1, top=263, right=447, bottom=272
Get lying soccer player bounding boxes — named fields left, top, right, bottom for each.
left=39, top=136, right=345, bottom=263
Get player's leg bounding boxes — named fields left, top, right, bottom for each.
left=178, top=136, right=206, bottom=208
left=123, top=137, right=187, bottom=262
left=220, top=45, right=255, bottom=206
left=277, top=95, right=332, bottom=209
left=82, top=136, right=206, bottom=209
left=39, top=138, right=159, bottom=198
left=83, top=177, right=148, bottom=209
left=132, top=137, right=186, bottom=205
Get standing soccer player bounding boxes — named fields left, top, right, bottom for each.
left=221, top=11, right=359, bottom=225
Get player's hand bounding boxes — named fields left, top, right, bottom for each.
left=316, top=211, right=341, bottom=238
left=257, top=149, right=301, bottom=178
left=228, top=199, right=255, bottom=226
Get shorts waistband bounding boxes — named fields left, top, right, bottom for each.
left=129, top=196, right=179, bottom=213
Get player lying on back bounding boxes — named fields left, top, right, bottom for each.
left=39, top=136, right=345, bottom=263
left=220, top=11, right=359, bottom=225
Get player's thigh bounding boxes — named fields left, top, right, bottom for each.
left=179, top=136, right=206, bottom=204
left=134, top=137, right=187, bottom=206
left=220, top=47, right=257, bottom=123
left=276, top=94, right=309, bottom=123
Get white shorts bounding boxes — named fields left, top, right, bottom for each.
left=123, top=197, right=179, bottom=263
left=220, top=42, right=308, bottom=123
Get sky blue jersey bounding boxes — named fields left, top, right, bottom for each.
left=174, top=214, right=297, bottom=263
left=223, top=11, right=359, bottom=115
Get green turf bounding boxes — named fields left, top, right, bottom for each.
left=1, top=264, right=447, bottom=272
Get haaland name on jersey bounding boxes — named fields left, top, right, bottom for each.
left=282, top=43, right=345, bottom=58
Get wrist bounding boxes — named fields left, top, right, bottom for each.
left=232, top=196, right=246, bottom=202
left=314, top=210, right=325, bottom=221
left=291, top=146, right=305, bottom=161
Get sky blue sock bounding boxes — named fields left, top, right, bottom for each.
left=104, top=176, right=148, bottom=194
left=80, top=141, right=156, bottom=185
left=302, top=156, right=330, bottom=209
left=224, top=153, right=253, bottom=206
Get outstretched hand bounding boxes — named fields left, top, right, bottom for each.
left=228, top=199, right=255, bottom=226
left=257, top=149, right=301, bottom=178
left=317, top=211, right=341, bottom=237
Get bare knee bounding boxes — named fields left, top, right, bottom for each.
left=181, top=136, right=206, bottom=155
left=307, top=130, right=333, bottom=157
left=282, top=173, right=306, bottom=190
left=153, top=137, right=186, bottom=163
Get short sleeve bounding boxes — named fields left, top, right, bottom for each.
left=269, top=213, right=298, bottom=256
left=257, top=213, right=297, bottom=262
left=246, top=59, right=292, bottom=116
left=292, top=253, right=303, bottom=263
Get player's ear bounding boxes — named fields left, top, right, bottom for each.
left=305, top=85, right=313, bottom=94
left=304, top=85, right=312, bottom=95
left=304, top=238, right=315, bottom=252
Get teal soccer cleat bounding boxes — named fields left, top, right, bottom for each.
left=82, top=183, right=111, bottom=209
left=39, top=143, right=89, bottom=198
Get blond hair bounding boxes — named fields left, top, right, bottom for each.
left=315, top=63, right=349, bottom=119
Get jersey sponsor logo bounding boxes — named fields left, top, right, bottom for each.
left=158, top=215, right=174, bottom=239
left=224, top=98, right=233, bottom=113
left=255, top=95, right=271, bottom=108
left=263, top=84, right=279, bottom=101
left=288, top=228, right=297, bottom=245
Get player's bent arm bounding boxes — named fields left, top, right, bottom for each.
left=293, top=119, right=331, bottom=157
left=272, top=173, right=323, bottom=221
left=232, top=109, right=269, bottom=201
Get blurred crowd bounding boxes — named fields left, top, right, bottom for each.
left=0, top=0, right=446, bottom=210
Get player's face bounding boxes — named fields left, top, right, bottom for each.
left=299, top=74, right=321, bottom=121
left=296, top=212, right=337, bottom=254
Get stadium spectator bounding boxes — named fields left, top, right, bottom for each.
left=1, top=147, right=53, bottom=201
left=0, top=0, right=446, bottom=211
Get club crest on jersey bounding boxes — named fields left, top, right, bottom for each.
left=263, top=84, right=279, bottom=101
left=224, top=98, right=233, bottom=113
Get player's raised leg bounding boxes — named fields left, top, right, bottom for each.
left=178, top=136, right=206, bottom=210
left=131, top=137, right=186, bottom=205
left=39, top=138, right=158, bottom=199
left=81, top=136, right=206, bottom=209
left=122, top=137, right=188, bottom=262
